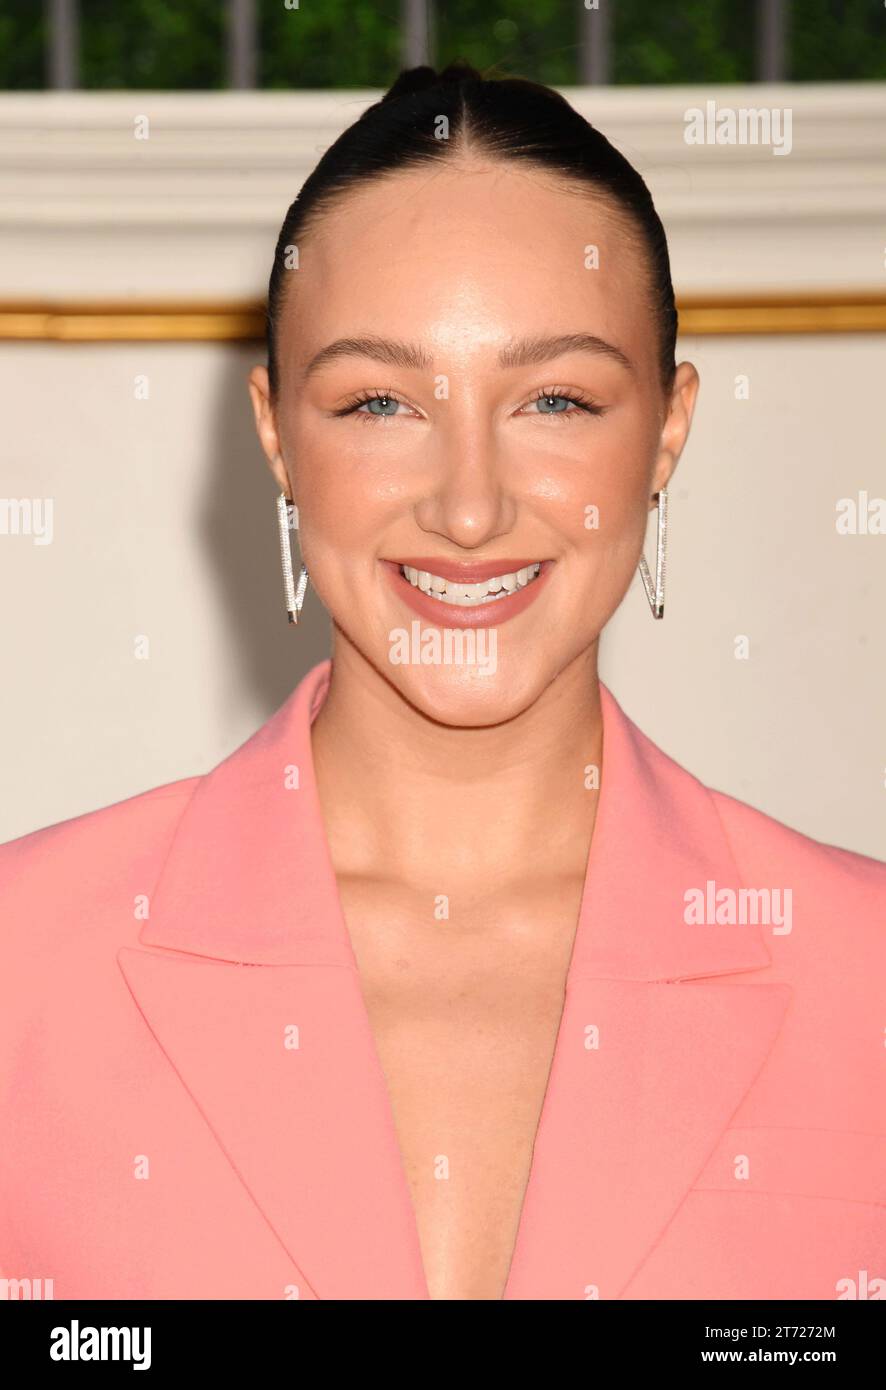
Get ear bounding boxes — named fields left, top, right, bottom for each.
left=650, top=360, right=700, bottom=501
left=247, top=365, right=290, bottom=496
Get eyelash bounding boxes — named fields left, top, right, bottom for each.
left=331, top=385, right=607, bottom=423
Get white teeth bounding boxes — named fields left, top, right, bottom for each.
left=399, top=562, right=542, bottom=606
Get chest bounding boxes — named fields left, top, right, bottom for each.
left=335, top=874, right=585, bottom=1299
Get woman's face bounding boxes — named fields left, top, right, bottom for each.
left=250, top=160, right=698, bottom=725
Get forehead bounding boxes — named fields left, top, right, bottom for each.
left=280, top=160, right=654, bottom=374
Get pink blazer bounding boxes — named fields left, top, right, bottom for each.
left=2, top=658, right=885, bottom=1301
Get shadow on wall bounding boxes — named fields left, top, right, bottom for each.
left=200, top=346, right=331, bottom=722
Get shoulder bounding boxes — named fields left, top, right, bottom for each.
left=672, top=769, right=886, bottom=1136
left=623, top=698, right=886, bottom=970
left=709, top=779, right=886, bottom=896
left=625, top=695, right=886, bottom=899
left=0, top=775, right=200, bottom=872
left=622, top=689, right=886, bottom=898
left=706, top=781, right=886, bottom=971
left=0, top=777, right=200, bottom=967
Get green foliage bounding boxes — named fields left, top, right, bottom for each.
left=432, top=0, right=581, bottom=86
left=0, top=0, right=883, bottom=90
left=260, top=0, right=402, bottom=89
left=790, top=0, right=886, bottom=81
left=613, top=0, right=754, bottom=84
left=79, top=0, right=225, bottom=89
left=0, top=1, right=47, bottom=89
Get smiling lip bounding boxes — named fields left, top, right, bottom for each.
left=390, top=557, right=543, bottom=583
left=381, top=558, right=553, bottom=628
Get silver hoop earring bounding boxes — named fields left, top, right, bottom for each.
left=276, top=492, right=309, bottom=625
left=638, top=486, right=667, bottom=620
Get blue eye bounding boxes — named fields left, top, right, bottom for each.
left=535, top=394, right=572, bottom=414
left=361, top=394, right=401, bottom=417
left=525, top=388, right=605, bottom=419
left=331, top=390, right=408, bottom=420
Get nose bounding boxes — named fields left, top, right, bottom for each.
left=412, top=415, right=518, bottom=550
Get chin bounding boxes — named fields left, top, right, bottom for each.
left=384, top=656, right=549, bottom=730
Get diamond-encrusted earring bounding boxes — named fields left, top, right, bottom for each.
left=638, top=485, right=667, bottom=619
left=276, top=492, right=309, bottom=624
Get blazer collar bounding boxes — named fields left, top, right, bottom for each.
left=138, top=658, right=771, bottom=981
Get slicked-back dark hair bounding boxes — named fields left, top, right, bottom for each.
left=266, top=60, right=677, bottom=398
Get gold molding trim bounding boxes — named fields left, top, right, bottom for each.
left=1, top=294, right=885, bottom=341
left=0, top=302, right=265, bottom=342
left=678, top=293, right=886, bottom=336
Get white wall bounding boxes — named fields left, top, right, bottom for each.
left=0, top=87, right=884, bottom=857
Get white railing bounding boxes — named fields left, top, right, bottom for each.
left=1, top=84, right=882, bottom=301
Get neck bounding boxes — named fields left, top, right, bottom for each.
left=310, top=637, right=604, bottom=890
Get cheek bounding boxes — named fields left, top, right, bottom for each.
left=539, top=418, right=656, bottom=557
left=286, top=457, right=401, bottom=612
left=287, top=421, right=397, bottom=551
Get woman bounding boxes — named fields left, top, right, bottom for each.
left=2, top=62, right=885, bottom=1303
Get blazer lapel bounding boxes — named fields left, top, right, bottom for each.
left=503, top=683, right=792, bottom=1299
left=118, top=660, right=429, bottom=1300
left=502, top=977, right=791, bottom=1299
left=116, top=948, right=429, bottom=1300
left=118, top=660, right=791, bottom=1301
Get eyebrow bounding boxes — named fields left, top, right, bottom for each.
left=301, top=331, right=633, bottom=379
